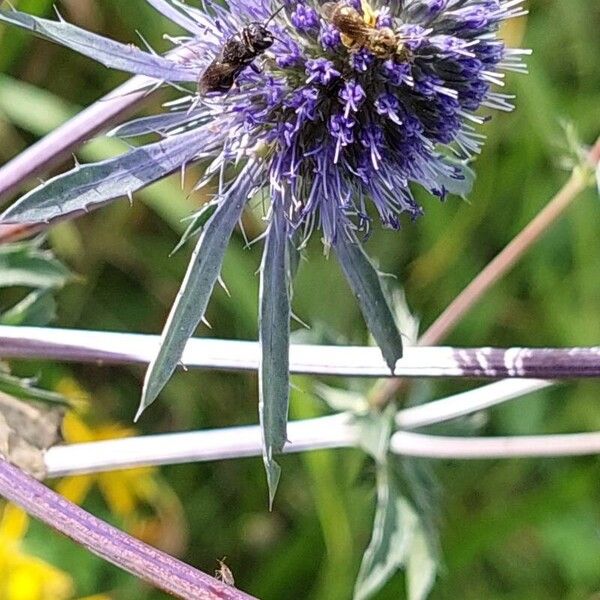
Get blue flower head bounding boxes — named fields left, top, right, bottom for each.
left=0, top=0, right=528, bottom=499
left=141, top=0, right=526, bottom=245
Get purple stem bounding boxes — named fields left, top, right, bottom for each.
left=0, top=327, right=599, bottom=379
left=0, top=457, right=257, bottom=600
left=0, top=76, right=153, bottom=204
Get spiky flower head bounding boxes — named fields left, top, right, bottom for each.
left=147, top=0, right=528, bottom=244
left=0, top=0, right=529, bottom=250
left=0, top=0, right=528, bottom=499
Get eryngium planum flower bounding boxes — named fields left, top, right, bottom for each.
left=0, top=0, right=528, bottom=499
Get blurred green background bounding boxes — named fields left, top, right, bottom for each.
left=0, top=0, right=599, bottom=598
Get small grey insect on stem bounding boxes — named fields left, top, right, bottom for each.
left=215, top=557, right=235, bottom=586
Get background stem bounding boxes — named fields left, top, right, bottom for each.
left=44, top=415, right=357, bottom=477
left=0, top=457, right=256, bottom=600
left=390, top=430, right=600, bottom=459
left=0, top=76, right=153, bottom=204
left=371, top=137, right=600, bottom=407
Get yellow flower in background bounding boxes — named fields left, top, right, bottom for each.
left=54, top=378, right=157, bottom=517
left=0, top=504, right=74, bottom=600
left=55, top=412, right=158, bottom=518
left=500, top=11, right=528, bottom=48
left=54, top=378, right=187, bottom=555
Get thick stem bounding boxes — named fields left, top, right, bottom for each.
left=44, top=415, right=357, bottom=477
left=419, top=171, right=588, bottom=347
left=391, top=430, right=600, bottom=459
left=395, top=379, right=555, bottom=430
left=0, top=457, right=256, bottom=600
left=1, top=326, right=599, bottom=379
left=42, top=412, right=600, bottom=475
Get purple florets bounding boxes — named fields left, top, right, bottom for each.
left=350, top=48, right=376, bottom=73
left=291, top=2, right=319, bottom=31
left=347, top=0, right=364, bottom=11
left=319, top=22, right=341, bottom=51
left=120, top=0, right=529, bottom=244
left=375, top=93, right=402, bottom=125
left=340, top=80, right=366, bottom=116
left=0, top=0, right=531, bottom=505
left=305, top=57, right=341, bottom=84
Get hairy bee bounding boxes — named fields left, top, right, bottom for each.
left=198, top=6, right=284, bottom=94
left=321, top=2, right=405, bottom=59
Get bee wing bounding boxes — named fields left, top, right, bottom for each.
left=338, top=15, right=371, bottom=38
left=198, top=61, right=238, bottom=94
left=322, top=3, right=371, bottom=38
left=321, top=2, right=338, bottom=19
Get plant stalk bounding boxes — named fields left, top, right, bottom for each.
left=391, top=430, right=600, bottom=459
left=1, top=326, right=599, bottom=379
left=44, top=414, right=357, bottom=477
left=0, top=457, right=256, bottom=600
left=371, top=137, right=600, bottom=407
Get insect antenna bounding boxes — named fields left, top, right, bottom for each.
left=264, top=3, right=286, bottom=25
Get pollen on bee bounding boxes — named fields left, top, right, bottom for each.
left=360, top=0, right=379, bottom=28
left=340, top=32, right=355, bottom=48
left=338, top=1, right=380, bottom=47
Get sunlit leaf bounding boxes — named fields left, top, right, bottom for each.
left=0, top=290, right=56, bottom=327
left=354, top=464, right=414, bottom=600
left=0, top=244, right=71, bottom=288
left=406, top=517, right=437, bottom=600
left=356, top=406, right=394, bottom=466
left=354, top=408, right=438, bottom=600
left=259, top=212, right=291, bottom=508
left=354, top=462, right=439, bottom=600
left=314, top=382, right=369, bottom=415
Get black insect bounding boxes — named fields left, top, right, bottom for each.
left=198, top=5, right=285, bottom=95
